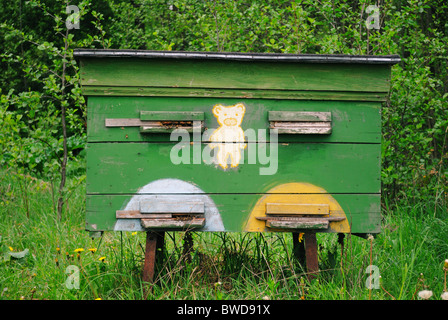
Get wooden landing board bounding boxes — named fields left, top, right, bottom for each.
left=140, top=217, right=205, bottom=229
left=266, top=218, right=329, bottom=230
left=256, top=216, right=345, bottom=222
left=266, top=203, right=329, bottom=215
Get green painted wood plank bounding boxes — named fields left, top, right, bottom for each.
left=86, top=142, right=380, bottom=195
left=86, top=193, right=380, bottom=234
left=79, top=58, right=392, bottom=93
left=87, top=97, right=381, bottom=143
left=81, top=86, right=388, bottom=102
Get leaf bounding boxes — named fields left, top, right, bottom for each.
left=8, top=248, right=29, bottom=259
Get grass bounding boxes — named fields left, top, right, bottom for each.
left=0, top=168, right=447, bottom=300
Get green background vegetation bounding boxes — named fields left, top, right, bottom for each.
left=0, top=0, right=447, bottom=300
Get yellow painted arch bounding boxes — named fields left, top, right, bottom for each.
left=244, top=182, right=350, bottom=233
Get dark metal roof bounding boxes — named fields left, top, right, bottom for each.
left=73, top=49, right=401, bottom=65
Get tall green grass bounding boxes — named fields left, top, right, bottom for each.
left=0, top=169, right=447, bottom=300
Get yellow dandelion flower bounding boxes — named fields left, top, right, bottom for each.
left=8, top=246, right=13, bottom=252
left=56, top=247, right=60, bottom=252
left=89, top=248, right=97, bottom=253
left=99, top=256, right=106, bottom=262
left=298, top=233, right=304, bottom=243
left=74, top=248, right=84, bottom=253
left=95, top=298, right=102, bottom=300
left=131, top=232, right=137, bottom=236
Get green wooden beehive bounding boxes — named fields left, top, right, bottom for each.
left=75, top=49, right=399, bottom=237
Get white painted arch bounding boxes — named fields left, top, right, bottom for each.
left=114, top=178, right=225, bottom=231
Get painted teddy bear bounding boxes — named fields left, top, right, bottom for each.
left=209, top=103, right=246, bottom=169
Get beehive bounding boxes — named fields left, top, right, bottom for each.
left=75, top=50, right=399, bottom=238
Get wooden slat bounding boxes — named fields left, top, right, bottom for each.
left=140, top=120, right=203, bottom=133
left=266, top=203, right=330, bottom=215
left=256, top=216, right=345, bottom=222
left=269, top=111, right=332, bottom=135
left=270, top=121, right=330, bottom=128
left=106, top=118, right=203, bottom=129
left=268, top=111, right=331, bottom=122
left=140, top=217, right=205, bottom=229
left=106, top=118, right=203, bottom=133
left=116, top=210, right=172, bottom=219
left=81, top=86, right=389, bottom=101
left=270, top=122, right=332, bottom=134
left=140, top=125, right=194, bottom=133
left=139, top=200, right=205, bottom=214
left=105, top=118, right=147, bottom=127
left=79, top=58, right=393, bottom=93
left=140, top=111, right=204, bottom=121
left=266, top=218, right=329, bottom=230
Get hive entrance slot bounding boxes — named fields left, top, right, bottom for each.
left=259, top=202, right=345, bottom=230
left=116, top=200, right=206, bottom=230
left=105, top=111, right=205, bottom=133
left=268, top=111, right=332, bottom=135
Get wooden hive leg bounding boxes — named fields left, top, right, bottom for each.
left=304, top=233, right=319, bottom=280
left=143, top=231, right=165, bottom=284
